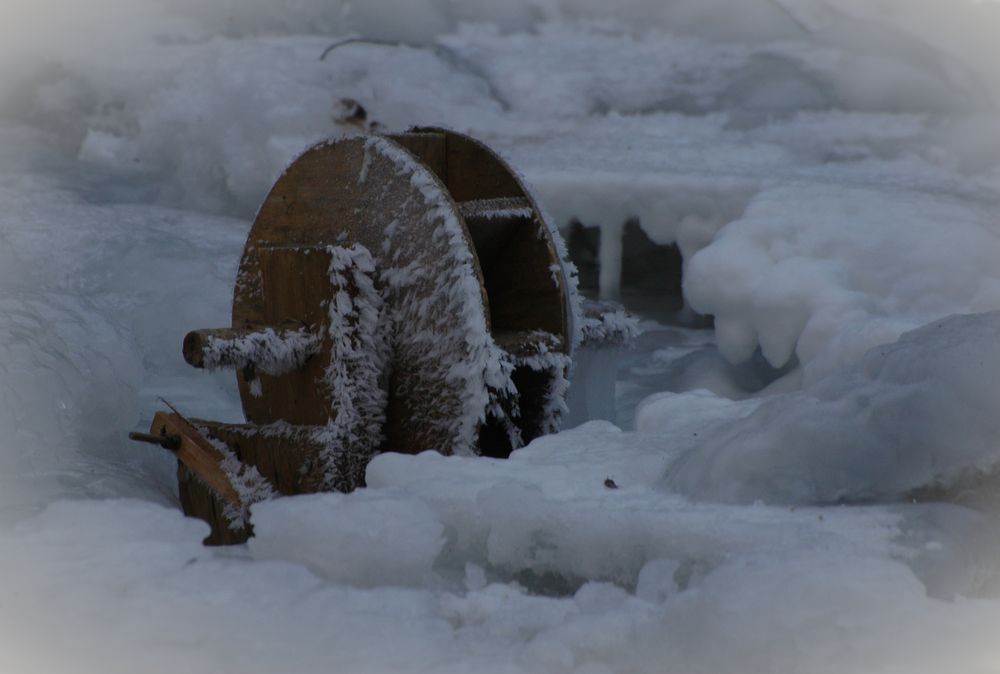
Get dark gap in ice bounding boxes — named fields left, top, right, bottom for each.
left=565, top=219, right=600, bottom=291
left=510, top=569, right=588, bottom=598
left=565, top=217, right=703, bottom=326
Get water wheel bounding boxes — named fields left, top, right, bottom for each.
left=134, top=128, right=576, bottom=544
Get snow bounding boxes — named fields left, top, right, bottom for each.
left=684, top=183, right=1000, bottom=384
left=248, top=491, right=445, bottom=587
left=666, top=312, right=1000, bottom=505
left=5, top=0, right=1000, bottom=672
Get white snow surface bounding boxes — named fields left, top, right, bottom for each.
left=5, top=1, right=1000, bottom=672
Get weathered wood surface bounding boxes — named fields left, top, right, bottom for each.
left=150, top=411, right=242, bottom=508
left=177, top=465, right=249, bottom=546
left=233, top=246, right=336, bottom=426
left=404, top=128, right=570, bottom=340
left=191, top=419, right=364, bottom=495
left=390, top=131, right=448, bottom=183
left=167, top=416, right=366, bottom=546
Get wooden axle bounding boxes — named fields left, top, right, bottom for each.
left=182, top=325, right=321, bottom=373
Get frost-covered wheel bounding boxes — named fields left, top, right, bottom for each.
left=145, top=129, right=576, bottom=543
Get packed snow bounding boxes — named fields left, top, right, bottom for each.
left=5, top=0, right=1000, bottom=672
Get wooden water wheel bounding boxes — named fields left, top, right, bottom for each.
left=133, top=128, right=576, bottom=544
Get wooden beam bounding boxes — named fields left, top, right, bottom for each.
left=191, top=419, right=333, bottom=496
left=149, top=411, right=242, bottom=508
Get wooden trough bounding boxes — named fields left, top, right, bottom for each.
left=133, top=128, right=581, bottom=544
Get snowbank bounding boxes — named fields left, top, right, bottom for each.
left=685, top=183, right=1000, bottom=383
left=1, top=441, right=1000, bottom=673
left=663, top=312, right=1000, bottom=504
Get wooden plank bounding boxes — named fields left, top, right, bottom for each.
left=463, top=209, right=564, bottom=336
left=435, top=130, right=523, bottom=202
left=149, top=411, right=242, bottom=508
left=177, top=464, right=250, bottom=546
left=389, top=132, right=448, bottom=184
left=191, top=420, right=340, bottom=496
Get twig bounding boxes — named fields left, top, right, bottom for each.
left=319, top=35, right=511, bottom=112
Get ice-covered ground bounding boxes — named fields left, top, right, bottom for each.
left=5, top=1, right=1000, bottom=672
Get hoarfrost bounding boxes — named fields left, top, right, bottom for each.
left=505, top=330, right=574, bottom=437
left=197, top=428, right=278, bottom=526
left=366, top=135, right=521, bottom=454
left=314, top=243, right=390, bottom=490
left=579, top=299, right=640, bottom=349
left=200, top=327, right=321, bottom=376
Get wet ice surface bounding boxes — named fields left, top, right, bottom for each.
left=6, top=1, right=1000, bottom=671
left=613, top=320, right=796, bottom=430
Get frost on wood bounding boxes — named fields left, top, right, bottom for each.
left=315, top=243, right=390, bottom=490
left=365, top=136, right=520, bottom=455
left=200, top=328, right=321, bottom=376
left=579, top=299, right=639, bottom=348
left=510, top=163, right=585, bottom=353
left=457, top=197, right=534, bottom=220
left=506, top=330, right=573, bottom=437
left=195, top=425, right=278, bottom=528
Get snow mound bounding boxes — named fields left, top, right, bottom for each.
left=667, top=312, right=1000, bottom=505
left=685, top=184, right=1000, bottom=383
left=249, top=491, right=444, bottom=586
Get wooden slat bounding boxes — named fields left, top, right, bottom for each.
left=461, top=206, right=564, bottom=336
left=436, top=130, right=523, bottom=202
left=149, top=411, right=242, bottom=507
left=177, top=465, right=250, bottom=546
left=458, top=197, right=532, bottom=219
left=191, top=420, right=339, bottom=496
left=492, top=330, right=563, bottom=358
left=389, top=132, right=448, bottom=183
